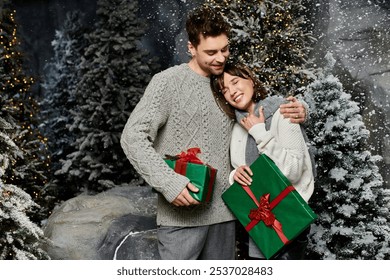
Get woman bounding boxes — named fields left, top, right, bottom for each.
left=211, top=63, right=315, bottom=259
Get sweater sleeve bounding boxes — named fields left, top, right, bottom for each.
left=248, top=109, right=307, bottom=185
left=120, top=73, right=190, bottom=203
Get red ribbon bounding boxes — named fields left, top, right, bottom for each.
left=173, top=147, right=204, bottom=175
left=242, top=185, right=295, bottom=245
left=177, top=147, right=204, bottom=164
left=205, top=168, right=217, bottom=202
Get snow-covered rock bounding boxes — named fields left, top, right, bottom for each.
left=42, top=185, right=160, bottom=260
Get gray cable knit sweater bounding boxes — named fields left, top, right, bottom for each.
left=120, top=63, right=236, bottom=227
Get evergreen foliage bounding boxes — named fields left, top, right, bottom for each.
left=1, top=151, right=49, bottom=260
left=40, top=11, right=89, bottom=200
left=0, top=4, right=52, bottom=223
left=57, top=0, right=158, bottom=193
left=1, top=8, right=48, bottom=257
left=303, top=53, right=390, bottom=259
left=204, top=0, right=316, bottom=96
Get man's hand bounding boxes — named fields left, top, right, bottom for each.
left=172, top=183, right=200, bottom=207
left=279, top=96, right=306, bottom=124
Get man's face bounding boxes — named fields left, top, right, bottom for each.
left=188, top=34, right=230, bottom=77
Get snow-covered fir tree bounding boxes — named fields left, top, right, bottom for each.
left=204, top=0, right=315, bottom=96
left=303, top=53, right=390, bottom=259
left=0, top=5, right=52, bottom=223
left=62, top=0, right=158, bottom=193
left=0, top=117, right=49, bottom=260
left=1, top=5, right=49, bottom=255
left=40, top=11, right=89, bottom=200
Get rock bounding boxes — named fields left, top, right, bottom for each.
left=43, top=185, right=159, bottom=260
left=97, top=213, right=159, bottom=260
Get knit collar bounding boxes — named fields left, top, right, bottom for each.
left=183, top=63, right=210, bottom=83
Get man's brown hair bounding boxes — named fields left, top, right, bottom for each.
left=186, top=6, right=231, bottom=48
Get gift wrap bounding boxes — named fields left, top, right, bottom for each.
left=165, top=147, right=217, bottom=202
left=222, top=154, right=317, bottom=259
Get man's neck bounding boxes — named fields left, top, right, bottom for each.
left=188, top=59, right=210, bottom=77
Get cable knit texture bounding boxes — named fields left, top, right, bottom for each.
left=121, top=63, right=236, bottom=226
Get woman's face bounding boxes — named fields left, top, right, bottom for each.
left=221, top=72, right=255, bottom=112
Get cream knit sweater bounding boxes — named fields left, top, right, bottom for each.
left=229, top=109, right=314, bottom=202
left=121, top=63, right=236, bottom=226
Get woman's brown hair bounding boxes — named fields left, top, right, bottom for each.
left=211, top=63, right=268, bottom=120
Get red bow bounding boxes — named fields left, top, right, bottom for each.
left=176, top=147, right=203, bottom=165
left=166, top=147, right=204, bottom=175
left=242, top=185, right=295, bottom=245
left=248, top=194, right=276, bottom=226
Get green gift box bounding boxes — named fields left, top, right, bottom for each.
left=222, top=154, right=317, bottom=259
left=165, top=147, right=217, bottom=202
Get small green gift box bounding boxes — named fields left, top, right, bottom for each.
left=222, top=154, right=317, bottom=259
left=164, top=147, right=217, bottom=202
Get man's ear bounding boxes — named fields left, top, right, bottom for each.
left=188, top=41, right=195, bottom=57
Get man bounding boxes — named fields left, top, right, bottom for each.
left=120, top=5, right=306, bottom=260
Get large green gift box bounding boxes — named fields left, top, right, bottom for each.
left=164, top=147, right=217, bottom=202
left=222, top=154, right=317, bottom=259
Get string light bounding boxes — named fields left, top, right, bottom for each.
left=1, top=8, right=51, bottom=208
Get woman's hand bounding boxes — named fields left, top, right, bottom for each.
left=240, top=106, right=265, bottom=131
left=233, top=165, right=253, bottom=186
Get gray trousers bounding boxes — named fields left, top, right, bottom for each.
left=157, top=220, right=236, bottom=260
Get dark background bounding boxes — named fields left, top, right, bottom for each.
left=12, top=0, right=202, bottom=83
